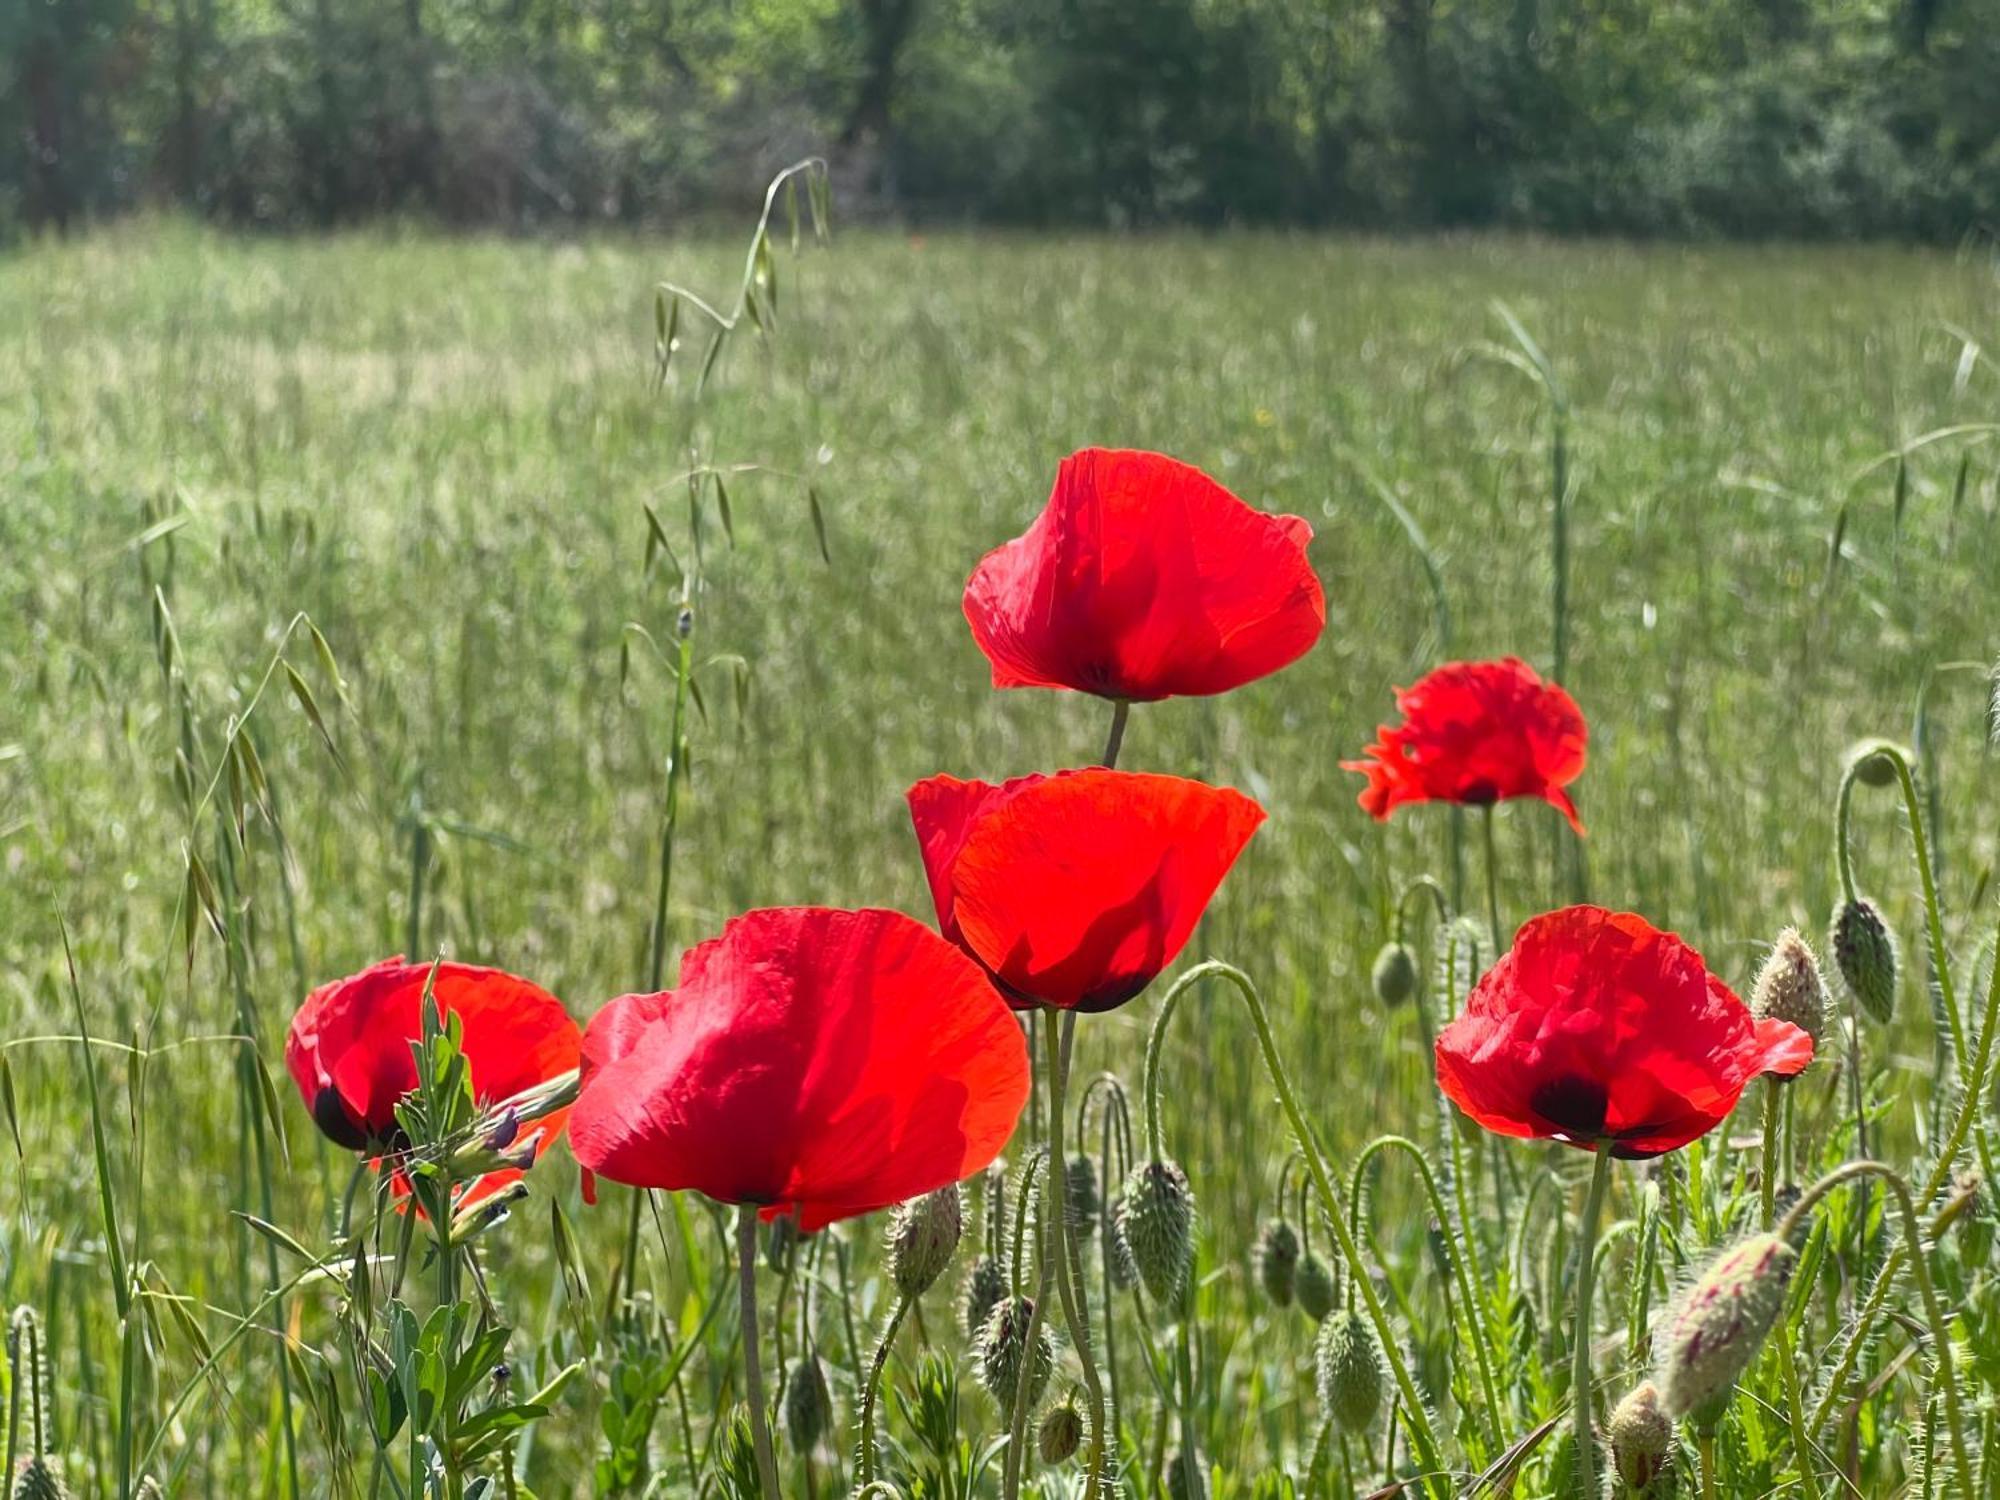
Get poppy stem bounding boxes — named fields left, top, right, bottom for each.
left=1760, top=1076, right=1782, bottom=1230
left=1102, top=699, right=1130, bottom=769
left=1570, top=1146, right=1612, bottom=1500
left=1480, top=804, right=1503, bottom=948
left=854, top=1295, right=910, bottom=1487
left=1044, top=1012, right=1110, bottom=1495
left=735, top=1205, right=782, bottom=1500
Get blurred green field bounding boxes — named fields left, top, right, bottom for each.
left=3, top=222, right=1999, bottom=1495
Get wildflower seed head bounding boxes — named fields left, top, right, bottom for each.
left=783, top=1353, right=831, bottom=1451
left=1750, top=928, right=1828, bottom=1047
left=975, top=1295, right=1053, bottom=1411
left=1255, top=1218, right=1300, bottom=1307
left=961, top=1254, right=1007, bottom=1340
left=1371, top=941, right=1421, bottom=1007
left=1830, top=898, right=1897, bottom=1025
left=1658, top=1233, right=1796, bottom=1425
left=1037, top=1398, right=1083, bottom=1464
left=890, top=1184, right=963, bottom=1298
left=10, top=1461, right=68, bottom=1500
left=1065, top=1154, right=1100, bottom=1242
left=1314, top=1308, right=1385, bottom=1433
left=1609, top=1381, right=1674, bottom=1490
left=1295, top=1251, right=1337, bottom=1322
left=1115, top=1158, right=1196, bottom=1306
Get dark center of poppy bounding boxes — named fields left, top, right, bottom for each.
left=311, top=1086, right=372, bottom=1152
left=1457, top=778, right=1500, bottom=805
left=1527, top=1075, right=1610, bottom=1143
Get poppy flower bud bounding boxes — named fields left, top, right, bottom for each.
left=1750, top=929, right=1828, bottom=1048
left=764, top=1213, right=800, bottom=1275
left=1116, top=1159, right=1197, bottom=1306
left=1847, top=740, right=1901, bottom=788
left=1295, top=1252, right=1337, bottom=1322
left=975, top=1295, right=1053, bottom=1411
left=890, top=1184, right=963, bottom=1299
left=961, top=1254, right=1007, bottom=1339
left=10, top=1460, right=69, bottom=1500
left=783, top=1353, right=831, bottom=1451
left=1065, top=1154, right=1099, bottom=1241
left=1371, top=941, right=1421, bottom=1007
left=1037, top=1398, right=1083, bottom=1464
left=1254, top=1219, right=1300, bottom=1307
left=1165, top=1447, right=1208, bottom=1500
left=1609, top=1381, right=1673, bottom=1490
left=1658, top=1233, right=1796, bottom=1425
left=1830, top=898, right=1897, bottom=1025
left=1315, top=1308, right=1386, bottom=1432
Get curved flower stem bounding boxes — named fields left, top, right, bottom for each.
left=1480, top=804, right=1504, bottom=949
left=855, top=1295, right=911, bottom=1487
left=1102, top=699, right=1130, bottom=769
left=1569, top=1147, right=1613, bottom=1500
left=1780, top=1161, right=1972, bottom=1491
left=1145, top=960, right=1448, bottom=1493
left=1879, top=746, right=1968, bottom=1074
left=735, top=1205, right=782, bottom=1500
left=1045, top=1013, right=1111, bottom=1496
left=1003, top=1150, right=1051, bottom=1500
left=1699, top=1433, right=1717, bottom=1500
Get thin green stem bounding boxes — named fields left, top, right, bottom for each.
left=854, top=1296, right=910, bottom=1487
left=1003, top=1151, right=1051, bottom=1500
left=1102, top=699, right=1130, bottom=769
left=1045, top=1014, right=1110, bottom=1495
left=1481, top=804, right=1503, bottom=948
left=1570, top=1148, right=1613, bottom=1500
left=736, top=1205, right=782, bottom=1500
left=1759, top=1077, right=1782, bottom=1231
left=1773, top=1320, right=1822, bottom=1500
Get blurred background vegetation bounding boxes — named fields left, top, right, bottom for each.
left=8, top=0, right=2000, bottom=239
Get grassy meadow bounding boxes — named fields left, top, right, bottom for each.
left=3, top=219, right=2000, bottom=1496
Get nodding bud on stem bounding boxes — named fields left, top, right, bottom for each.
left=1371, top=941, right=1420, bottom=1007
left=961, top=1254, right=1007, bottom=1339
left=1831, top=898, right=1898, bottom=1025
left=1658, top=1233, right=1797, bottom=1426
left=1115, top=1159, right=1197, bottom=1307
left=889, top=1184, right=962, bottom=1298
left=783, top=1353, right=831, bottom=1450
left=1037, top=1397, right=1083, bottom=1464
left=975, top=1295, right=1052, bottom=1411
left=1065, top=1155, right=1099, bottom=1242
left=1609, top=1381, right=1673, bottom=1491
left=1751, top=928, right=1828, bottom=1048
left=1295, top=1252, right=1337, bottom=1322
left=1255, top=1219, right=1300, bottom=1307
left=1847, top=740, right=1902, bottom=788
left=1315, top=1308, right=1386, bottom=1433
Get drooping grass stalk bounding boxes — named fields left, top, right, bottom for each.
left=1043, top=1013, right=1110, bottom=1494
left=1568, top=1147, right=1613, bottom=1500
left=1143, top=961, right=1447, bottom=1493
left=735, top=1205, right=782, bottom=1500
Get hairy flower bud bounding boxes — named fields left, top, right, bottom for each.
left=10, top=1462, right=69, bottom=1500
left=1609, top=1381, right=1674, bottom=1490
left=975, top=1295, right=1053, bottom=1411
left=1116, top=1159, right=1197, bottom=1307
left=962, top=1254, right=1008, bottom=1339
left=1314, top=1308, right=1385, bottom=1433
left=1830, top=898, right=1897, bottom=1025
left=783, top=1353, right=831, bottom=1451
left=1658, top=1234, right=1796, bottom=1425
left=890, top=1184, right=963, bottom=1298
left=1848, top=740, right=1901, bottom=788
left=1295, top=1251, right=1337, bottom=1322
left=1037, top=1399, right=1083, bottom=1464
left=1751, top=928, right=1828, bottom=1047
left=1371, top=941, right=1421, bottom=1007
left=1065, top=1154, right=1100, bottom=1243
left=1255, top=1219, right=1300, bottom=1307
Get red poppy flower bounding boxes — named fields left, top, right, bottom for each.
left=907, top=768, right=1265, bottom=1013
left=963, top=448, right=1325, bottom=702
left=1342, top=657, right=1588, bottom=832
left=569, top=907, right=1030, bottom=1230
left=286, top=958, right=581, bottom=1206
left=1434, top=906, right=1814, bottom=1158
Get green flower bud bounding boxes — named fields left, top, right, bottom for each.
left=1314, top=1308, right=1385, bottom=1433
left=1609, top=1381, right=1674, bottom=1491
left=1658, top=1233, right=1797, bottom=1425
left=1295, top=1251, right=1337, bottom=1322
left=961, top=1254, right=1008, bottom=1339
left=1830, top=897, right=1897, bottom=1025
left=783, top=1353, right=831, bottom=1451
left=1115, top=1159, right=1196, bottom=1306
left=1255, top=1219, right=1300, bottom=1307
left=1037, top=1399, right=1083, bottom=1464
left=10, top=1460, right=69, bottom=1500
left=1371, top=941, right=1421, bottom=1007
left=1848, top=740, right=1902, bottom=788
left=975, top=1295, right=1053, bottom=1411
left=1066, top=1154, right=1100, bottom=1243
left=890, top=1184, right=962, bottom=1298
left=1751, top=928, right=1828, bottom=1047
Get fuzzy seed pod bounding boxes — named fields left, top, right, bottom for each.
left=1295, top=1252, right=1337, bottom=1322
left=1751, top=928, right=1828, bottom=1048
left=1066, top=1155, right=1100, bottom=1243
left=783, top=1353, right=831, bottom=1450
left=1848, top=741, right=1900, bottom=787
left=1037, top=1400, right=1083, bottom=1464
left=8, top=1307, right=50, bottom=1459
left=1108, top=1217, right=1138, bottom=1291
left=1609, top=1381, right=1674, bottom=1490
left=1165, top=1447, right=1208, bottom=1500
left=1254, top=1219, right=1300, bottom=1307
left=962, top=1254, right=1008, bottom=1339
left=1371, top=941, right=1421, bottom=1007
left=1830, top=898, right=1897, bottom=1025
left=1116, top=1159, right=1196, bottom=1306
left=10, top=1461, right=69, bottom=1500
left=1658, top=1233, right=1797, bottom=1424
left=975, top=1295, right=1053, bottom=1411
left=1314, top=1308, right=1385, bottom=1433
left=890, top=1184, right=963, bottom=1298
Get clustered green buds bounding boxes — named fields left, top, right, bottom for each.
left=890, top=1184, right=963, bottom=1298
left=961, top=1254, right=1008, bottom=1339
left=975, top=1295, right=1053, bottom=1410
left=1037, top=1397, right=1083, bottom=1464
left=1295, top=1251, right=1337, bottom=1321
left=1066, top=1154, right=1100, bottom=1243
left=783, top=1352, right=831, bottom=1450
left=1831, top=897, right=1898, bottom=1025
left=1254, top=1218, right=1300, bottom=1307
left=1370, top=941, right=1421, bottom=1007
left=1115, top=1158, right=1197, bottom=1307
left=1658, top=1233, right=1797, bottom=1426
left=1751, top=927, right=1828, bottom=1046
left=1608, top=1381, right=1673, bottom=1491
left=1314, top=1308, right=1385, bottom=1433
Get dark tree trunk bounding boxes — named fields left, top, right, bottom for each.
left=842, top=0, right=919, bottom=146
left=24, top=40, right=70, bottom=232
